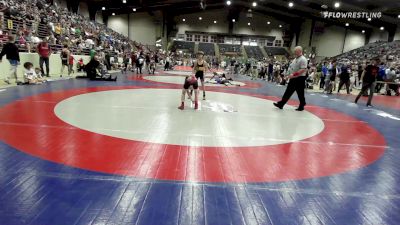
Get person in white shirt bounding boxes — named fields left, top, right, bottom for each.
left=23, top=62, right=45, bottom=84
left=273, top=46, right=308, bottom=111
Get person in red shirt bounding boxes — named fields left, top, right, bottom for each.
left=37, top=40, right=52, bottom=77
left=68, top=54, right=75, bottom=76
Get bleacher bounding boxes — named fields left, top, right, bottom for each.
left=198, top=42, right=215, bottom=56
left=218, top=44, right=241, bottom=54
left=0, top=15, right=115, bottom=57
left=244, top=46, right=263, bottom=59
left=334, top=41, right=400, bottom=63
left=264, top=47, right=289, bottom=57
left=171, top=41, right=195, bottom=53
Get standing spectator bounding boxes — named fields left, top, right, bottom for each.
left=37, top=39, right=51, bottom=77
left=320, top=62, right=327, bottom=90
left=268, top=61, right=273, bottom=82
left=0, top=35, right=20, bottom=84
left=136, top=52, right=144, bottom=74
left=273, top=46, right=308, bottom=111
left=145, top=53, right=151, bottom=73
left=68, top=54, right=75, bottom=76
left=355, top=58, right=380, bottom=107
left=164, top=55, right=170, bottom=71
left=375, top=62, right=386, bottom=93
left=60, top=44, right=70, bottom=77
left=130, top=51, right=137, bottom=71
left=337, top=63, right=351, bottom=94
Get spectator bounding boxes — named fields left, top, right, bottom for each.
left=355, top=58, right=380, bottom=107
left=337, top=63, right=351, bottom=94
left=68, top=54, right=75, bottom=76
left=37, top=39, right=52, bottom=77
left=23, top=62, right=45, bottom=84
left=60, top=44, right=70, bottom=77
left=0, top=35, right=20, bottom=84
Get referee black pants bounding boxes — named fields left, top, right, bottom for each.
left=277, top=76, right=306, bottom=108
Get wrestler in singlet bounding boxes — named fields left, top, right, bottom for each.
left=193, top=51, right=207, bottom=100
left=195, top=61, right=205, bottom=81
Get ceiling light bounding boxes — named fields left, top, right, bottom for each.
left=122, top=0, right=126, bottom=3
left=232, top=19, right=236, bottom=22
left=334, top=2, right=340, bottom=8
left=380, top=26, right=384, bottom=30
left=362, top=30, right=365, bottom=33
left=288, top=2, right=294, bottom=8
left=112, top=13, right=115, bottom=16
left=248, top=22, right=251, bottom=26
left=367, top=18, right=372, bottom=21
left=279, top=25, right=282, bottom=28
left=182, top=18, right=186, bottom=22
left=102, top=7, right=105, bottom=10
left=267, top=21, right=271, bottom=25
left=214, top=20, right=217, bottom=24
left=398, top=15, right=400, bottom=19
left=345, top=23, right=349, bottom=26
left=133, top=8, right=136, bottom=12
left=226, top=0, right=231, bottom=6
left=199, top=17, right=202, bottom=20
left=252, top=2, right=257, bottom=7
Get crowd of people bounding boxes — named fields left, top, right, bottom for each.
left=0, top=0, right=169, bottom=84
left=0, top=0, right=148, bottom=55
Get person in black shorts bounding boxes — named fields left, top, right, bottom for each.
left=193, top=51, right=209, bottom=100
left=178, top=75, right=199, bottom=110
left=60, top=45, right=70, bottom=77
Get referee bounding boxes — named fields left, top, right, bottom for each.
left=273, top=46, right=308, bottom=111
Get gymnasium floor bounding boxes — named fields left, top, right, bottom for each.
left=0, top=67, right=399, bottom=225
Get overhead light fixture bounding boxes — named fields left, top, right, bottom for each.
left=214, top=20, right=217, bottom=24
left=288, top=2, right=294, bottom=8
left=267, top=21, right=271, bottom=25
left=133, top=8, right=136, bottom=12
left=279, top=24, right=282, bottom=28
left=345, top=23, right=349, bottom=27
left=182, top=18, right=186, bottom=22
left=122, top=0, right=126, bottom=3
left=248, top=22, right=251, bottom=26
left=102, top=7, right=105, bottom=10
left=362, top=30, right=365, bottom=33
left=367, top=18, right=372, bottom=21
left=112, top=13, right=115, bottom=16
left=334, top=2, right=340, bottom=8
left=226, top=0, right=231, bottom=6
left=199, top=17, right=202, bottom=20
left=398, top=15, right=400, bottom=19
left=380, top=26, right=384, bottom=30
left=252, top=2, right=257, bottom=7
left=232, top=19, right=236, bottom=22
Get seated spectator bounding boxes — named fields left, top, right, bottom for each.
left=83, top=55, right=117, bottom=81
left=17, top=31, right=30, bottom=53
left=23, top=62, right=45, bottom=84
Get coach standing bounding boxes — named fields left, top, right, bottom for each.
left=273, top=46, right=308, bottom=111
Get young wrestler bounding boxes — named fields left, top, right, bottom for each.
left=178, top=75, right=199, bottom=110
left=193, top=51, right=209, bottom=100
